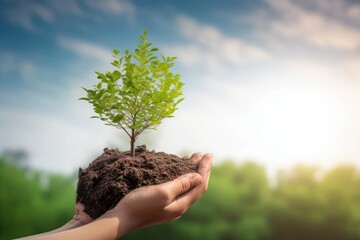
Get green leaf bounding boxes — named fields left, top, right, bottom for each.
left=79, top=30, right=184, bottom=152
left=174, top=98, right=184, bottom=106
left=150, top=47, right=158, bottom=52
left=111, top=60, right=120, bottom=68
left=113, top=114, right=124, bottom=123
left=81, top=87, right=90, bottom=93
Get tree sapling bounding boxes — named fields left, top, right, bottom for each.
left=80, top=31, right=184, bottom=156
left=76, top=31, right=197, bottom=219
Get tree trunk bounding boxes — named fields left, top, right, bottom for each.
left=130, top=129, right=135, bottom=157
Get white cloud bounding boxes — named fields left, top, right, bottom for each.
left=345, top=57, right=360, bottom=78
left=0, top=51, right=40, bottom=83
left=84, top=0, right=135, bottom=15
left=0, top=52, right=16, bottom=72
left=165, top=15, right=269, bottom=71
left=165, top=44, right=225, bottom=72
left=155, top=58, right=360, bottom=175
left=0, top=51, right=62, bottom=98
left=5, top=1, right=54, bottom=31
left=0, top=52, right=36, bottom=76
left=302, top=0, right=360, bottom=23
left=49, top=0, right=84, bottom=16
left=18, top=62, right=37, bottom=79
left=57, top=37, right=112, bottom=64
left=265, top=0, right=360, bottom=50
left=157, top=12, right=360, bottom=173
left=3, top=0, right=135, bottom=31
left=348, top=5, right=360, bottom=21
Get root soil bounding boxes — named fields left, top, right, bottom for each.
left=76, top=145, right=197, bottom=219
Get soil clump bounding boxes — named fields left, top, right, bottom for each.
left=76, top=145, right=197, bottom=219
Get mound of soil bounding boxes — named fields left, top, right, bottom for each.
left=76, top=145, right=198, bottom=219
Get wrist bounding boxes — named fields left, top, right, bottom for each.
left=101, top=209, right=129, bottom=238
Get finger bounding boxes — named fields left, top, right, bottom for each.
left=197, top=153, right=212, bottom=191
left=160, top=173, right=203, bottom=202
left=169, top=154, right=212, bottom=210
left=167, top=180, right=203, bottom=208
left=189, top=152, right=202, bottom=164
left=163, top=181, right=205, bottom=219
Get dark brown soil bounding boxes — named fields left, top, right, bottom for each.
left=76, top=145, right=198, bottom=219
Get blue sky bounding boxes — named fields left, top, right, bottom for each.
left=1, top=0, right=360, bottom=176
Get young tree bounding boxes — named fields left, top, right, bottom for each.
left=80, top=31, right=184, bottom=156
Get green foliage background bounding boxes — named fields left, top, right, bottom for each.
left=1, top=153, right=360, bottom=240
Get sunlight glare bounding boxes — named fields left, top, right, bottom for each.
left=246, top=85, right=337, bottom=164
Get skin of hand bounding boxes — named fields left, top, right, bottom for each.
left=103, top=152, right=212, bottom=238
left=58, top=203, right=94, bottom=230
left=17, top=203, right=93, bottom=239
left=17, top=152, right=212, bottom=240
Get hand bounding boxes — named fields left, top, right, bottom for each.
left=56, top=203, right=93, bottom=231
left=102, top=152, right=212, bottom=238
left=18, top=152, right=212, bottom=240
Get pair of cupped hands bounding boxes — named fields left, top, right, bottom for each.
left=20, top=153, right=212, bottom=240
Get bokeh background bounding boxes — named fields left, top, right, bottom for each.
left=1, top=0, right=360, bottom=239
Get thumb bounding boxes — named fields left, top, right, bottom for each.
left=161, top=173, right=203, bottom=201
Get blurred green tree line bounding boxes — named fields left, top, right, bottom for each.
left=1, top=153, right=360, bottom=240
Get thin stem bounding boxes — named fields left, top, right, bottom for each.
left=130, top=129, right=135, bottom=157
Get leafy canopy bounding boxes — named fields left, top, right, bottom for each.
left=80, top=31, right=184, bottom=156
